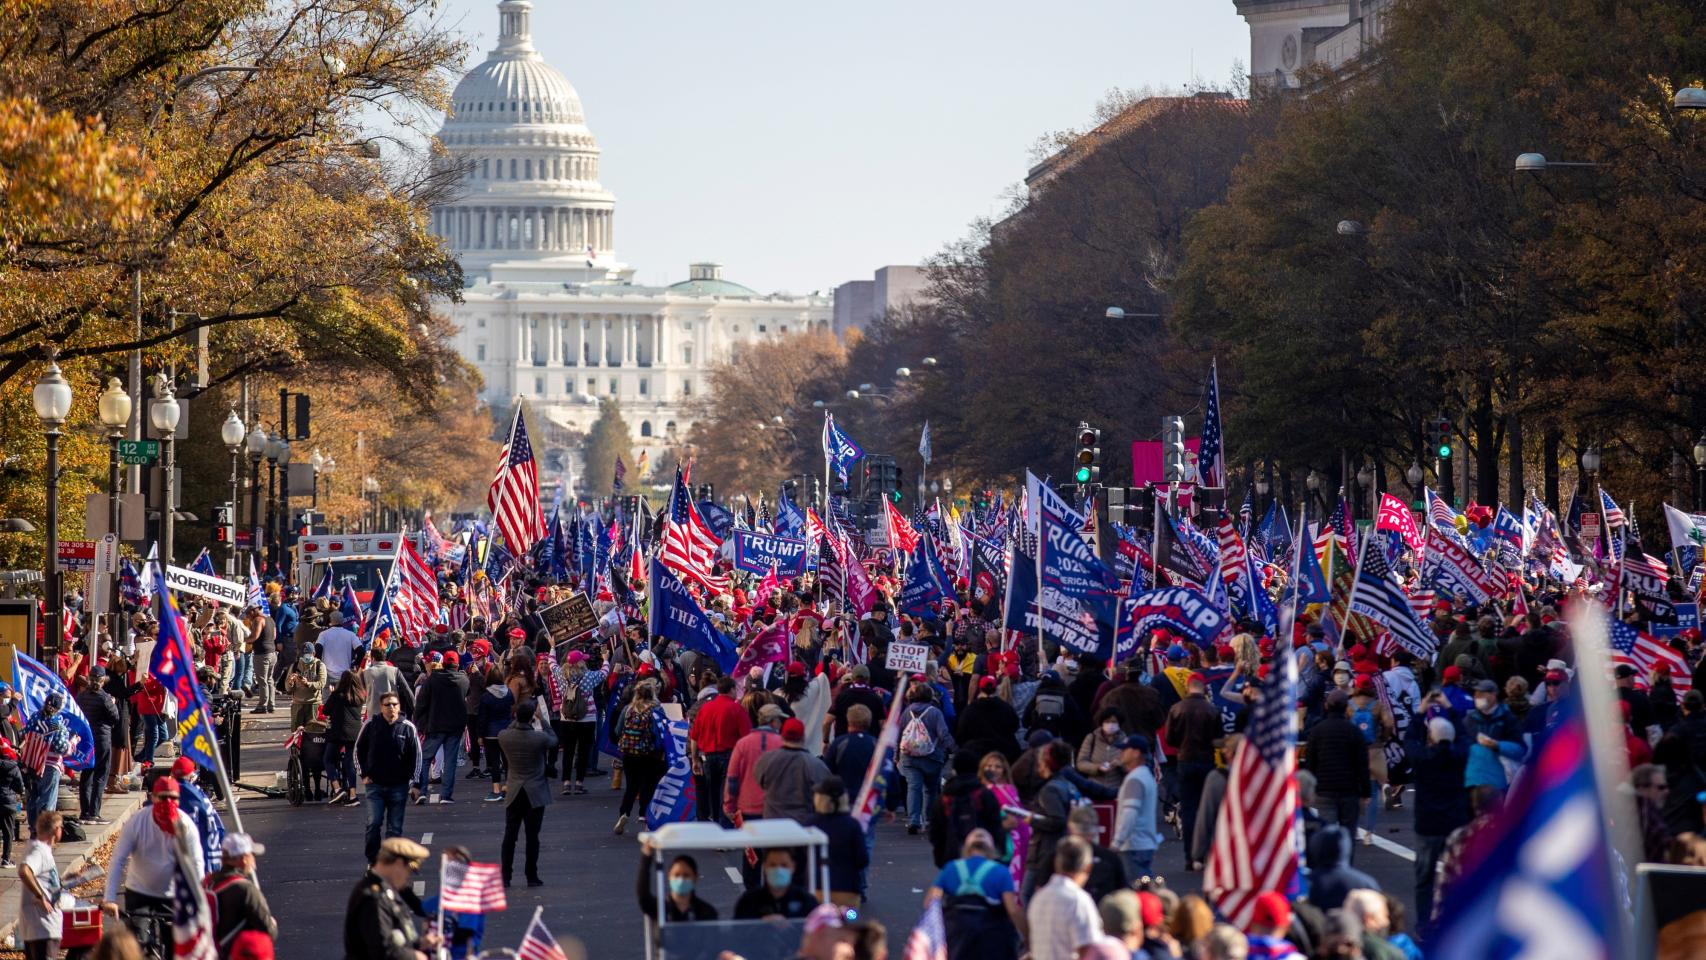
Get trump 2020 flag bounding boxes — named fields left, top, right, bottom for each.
left=821, top=412, right=863, bottom=483
left=645, top=712, right=696, bottom=829
left=11, top=652, right=94, bottom=771
left=151, top=565, right=222, bottom=771
left=647, top=559, right=738, bottom=672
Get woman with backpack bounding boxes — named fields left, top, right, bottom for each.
left=929, top=750, right=1006, bottom=868
left=614, top=680, right=668, bottom=835
left=1349, top=677, right=1396, bottom=846
left=898, top=681, right=955, bottom=835
left=557, top=650, right=605, bottom=795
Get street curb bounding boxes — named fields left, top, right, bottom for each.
left=0, top=793, right=144, bottom=947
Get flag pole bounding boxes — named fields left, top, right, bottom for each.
left=436, top=853, right=447, bottom=949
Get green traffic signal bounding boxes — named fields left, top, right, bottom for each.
left=890, top=490, right=902, bottom=504
left=1075, top=466, right=1092, bottom=483
left=1437, top=443, right=1452, bottom=457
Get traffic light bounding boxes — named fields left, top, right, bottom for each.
left=213, top=504, right=231, bottom=543
left=1074, top=423, right=1101, bottom=485
left=892, top=467, right=905, bottom=504
left=1162, top=416, right=1186, bottom=482
left=1426, top=417, right=1452, bottom=459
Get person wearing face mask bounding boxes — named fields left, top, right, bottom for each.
left=733, top=848, right=817, bottom=920
left=636, top=837, right=718, bottom=921
left=1462, top=679, right=1525, bottom=791
left=282, top=645, right=328, bottom=730
left=103, top=772, right=205, bottom=921
left=1076, top=707, right=1128, bottom=791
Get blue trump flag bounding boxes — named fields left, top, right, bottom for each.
left=12, top=651, right=95, bottom=770
left=774, top=484, right=808, bottom=540
left=149, top=565, right=222, bottom=771
left=309, top=563, right=335, bottom=601
left=1122, top=586, right=1227, bottom=649
left=648, top=559, right=738, bottom=672
left=1003, top=530, right=1040, bottom=636
left=898, top=534, right=951, bottom=617
left=339, top=583, right=364, bottom=636
left=1038, top=502, right=1121, bottom=660
left=733, top=530, right=811, bottom=576
left=645, top=712, right=696, bottom=829
left=821, top=412, right=863, bottom=483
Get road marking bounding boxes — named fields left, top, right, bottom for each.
left=724, top=866, right=742, bottom=885
left=1358, top=829, right=1417, bottom=862
left=421, top=832, right=433, bottom=845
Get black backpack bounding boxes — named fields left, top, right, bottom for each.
left=936, top=786, right=989, bottom=867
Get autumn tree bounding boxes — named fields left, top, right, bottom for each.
left=686, top=332, right=847, bottom=498
left=580, top=399, right=635, bottom=497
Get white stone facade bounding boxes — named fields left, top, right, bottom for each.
left=1233, top=0, right=1390, bottom=89
left=431, top=1, right=829, bottom=485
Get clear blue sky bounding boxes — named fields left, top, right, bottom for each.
left=423, top=0, right=1248, bottom=294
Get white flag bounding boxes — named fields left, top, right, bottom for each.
left=1665, top=503, right=1706, bottom=553
left=919, top=421, right=932, bottom=466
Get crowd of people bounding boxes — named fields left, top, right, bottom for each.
left=10, top=503, right=1706, bottom=960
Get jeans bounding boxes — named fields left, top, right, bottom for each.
left=860, top=820, right=876, bottom=896
left=1, top=802, right=16, bottom=862
left=139, top=716, right=167, bottom=764
left=898, top=755, right=945, bottom=829
left=1178, top=761, right=1213, bottom=861
left=80, top=746, right=111, bottom=819
left=700, top=751, right=732, bottom=826
left=417, top=733, right=462, bottom=800
left=232, top=653, right=253, bottom=693
left=620, top=753, right=666, bottom=817
left=501, top=793, right=545, bottom=883
left=27, top=766, right=60, bottom=833
left=562, top=721, right=596, bottom=782
left=364, top=782, right=409, bottom=863
left=1414, top=833, right=1449, bottom=932
left=253, top=653, right=277, bottom=710
left=1120, top=849, right=1155, bottom=880
left=325, top=740, right=358, bottom=790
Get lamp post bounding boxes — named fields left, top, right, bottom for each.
left=276, top=436, right=292, bottom=574
left=221, top=411, right=246, bottom=576
left=363, top=476, right=379, bottom=532
left=310, top=448, right=325, bottom=508
left=264, top=432, right=281, bottom=571
left=148, top=374, right=181, bottom=566
left=320, top=457, right=336, bottom=530
left=246, top=423, right=266, bottom=572
left=1305, top=469, right=1321, bottom=518
left=1581, top=445, right=1602, bottom=493
left=32, top=362, right=73, bottom=660
left=1694, top=433, right=1706, bottom=510
left=97, top=378, right=131, bottom=637
left=1406, top=461, right=1425, bottom=501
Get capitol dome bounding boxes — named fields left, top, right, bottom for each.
left=431, top=0, right=622, bottom=280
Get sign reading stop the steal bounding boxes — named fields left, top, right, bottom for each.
left=885, top=641, right=930, bottom=675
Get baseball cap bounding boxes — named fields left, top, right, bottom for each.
left=1473, top=679, right=1498, bottom=693
left=1614, top=664, right=1637, bottom=679
left=153, top=777, right=181, bottom=798
left=1442, top=665, right=1462, bottom=682
left=978, top=676, right=997, bottom=693
left=221, top=833, right=267, bottom=858
left=1116, top=735, right=1150, bottom=753
left=229, top=931, right=274, bottom=960
left=781, top=718, right=806, bottom=741
left=1250, top=890, right=1291, bottom=930
left=565, top=650, right=588, bottom=664
left=785, top=661, right=806, bottom=677
left=442, top=651, right=460, bottom=668
left=1136, top=890, right=1165, bottom=929
left=1544, top=669, right=1567, bottom=684
left=507, top=626, right=527, bottom=639
left=171, top=756, right=196, bottom=778
left=1188, top=671, right=1208, bottom=686
left=1165, top=644, right=1188, bottom=661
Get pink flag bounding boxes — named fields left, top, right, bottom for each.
left=1376, top=493, right=1424, bottom=555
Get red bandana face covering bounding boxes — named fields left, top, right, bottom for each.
left=151, top=796, right=179, bottom=836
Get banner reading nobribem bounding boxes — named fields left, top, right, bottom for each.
left=163, top=565, right=247, bottom=607
left=733, top=530, right=811, bottom=576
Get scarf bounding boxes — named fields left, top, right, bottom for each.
left=151, top=796, right=180, bottom=836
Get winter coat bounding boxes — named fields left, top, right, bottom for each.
left=477, top=687, right=515, bottom=739
left=1163, top=694, right=1219, bottom=765
left=1304, top=716, right=1371, bottom=799
left=956, top=694, right=1022, bottom=761
left=929, top=772, right=1006, bottom=868
left=1405, top=736, right=1470, bottom=837
left=414, top=668, right=471, bottom=736
left=1305, top=825, right=1379, bottom=911
left=323, top=689, right=365, bottom=743
left=1462, top=703, right=1525, bottom=789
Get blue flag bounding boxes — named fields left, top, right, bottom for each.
left=309, top=563, right=335, bottom=601
left=733, top=531, right=811, bottom=577
left=1002, top=531, right=1040, bottom=636
left=1291, top=534, right=1332, bottom=605
left=821, top=412, right=864, bottom=483
left=149, top=565, right=221, bottom=772
left=189, top=548, right=216, bottom=577
left=1120, top=587, right=1227, bottom=650
left=339, top=583, right=364, bottom=636
left=12, top=652, right=95, bottom=771
left=1431, top=694, right=1618, bottom=958
left=775, top=484, right=808, bottom=540
left=898, top=534, right=951, bottom=617
left=1038, top=504, right=1121, bottom=659
left=648, top=560, right=738, bottom=671
left=1246, top=552, right=1281, bottom=637
left=645, top=713, right=696, bottom=829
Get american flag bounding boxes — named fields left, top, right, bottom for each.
left=660, top=468, right=727, bottom=594
left=1609, top=620, right=1693, bottom=694
left=440, top=855, right=507, bottom=913
left=488, top=404, right=546, bottom=555
left=171, top=832, right=219, bottom=960
left=1600, top=488, right=1626, bottom=529
left=190, top=548, right=217, bottom=576
left=1205, top=616, right=1299, bottom=928
left=1199, top=359, right=1225, bottom=487
left=1349, top=539, right=1438, bottom=660
left=1426, top=487, right=1458, bottom=532
left=517, top=908, right=570, bottom=960
left=1420, top=526, right=1499, bottom=604
left=390, top=536, right=441, bottom=644
left=1216, top=518, right=1248, bottom=591
left=903, top=899, right=949, bottom=960
left=1405, top=586, right=1439, bottom=629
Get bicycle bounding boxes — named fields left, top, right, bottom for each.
left=119, top=903, right=174, bottom=960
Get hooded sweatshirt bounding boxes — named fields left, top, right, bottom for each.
left=1304, top=826, right=1378, bottom=911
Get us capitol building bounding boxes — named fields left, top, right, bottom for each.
left=431, top=0, right=831, bottom=484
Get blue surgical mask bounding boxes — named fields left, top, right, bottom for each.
left=668, top=876, right=695, bottom=897
left=766, top=866, right=792, bottom=889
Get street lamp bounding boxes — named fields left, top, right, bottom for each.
left=32, top=362, right=72, bottom=660
left=1336, top=219, right=1367, bottom=237
left=1515, top=152, right=1598, bottom=172
left=1676, top=87, right=1706, bottom=111
left=1694, top=432, right=1706, bottom=509
left=1406, top=461, right=1425, bottom=496
left=97, top=378, right=131, bottom=634
left=264, top=432, right=282, bottom=570
left=1581, top=445, right=1602, bottom=493
left=221, top=410, right=246, bottom=574
left=320, top=456, right=336, bottom=529
left=310, top=447, right=325, bottom=509
left=363, top=475, right=380, bottom=532
left=148, top=374, right=181, bottom=566
left=1104, top=306, right=1163, bottom=320
left=246, top=423, right=266, bottom=568
left=1306, top=469, right=1322, bottom=517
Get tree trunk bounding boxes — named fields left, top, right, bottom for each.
left=1507, top=411, right=1524, bottom=508
left=1474, top=378, right=1499, bottom=505
left=1543, top=427, right=1562, bottom=511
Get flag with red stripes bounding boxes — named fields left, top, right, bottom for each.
left=1609, top=621, right=1693, bottom=695
left=439, top=855, right=507, bottom=914
left=885, top=499, right=921, bottom=554
left=660, top=468, right=728, bottom=595
left=488, top=404, right=546, bottom=555
left=1205, top=622, right=1300, bottom=928
left=516, top=909, right=569, bottom=960
left=391, top=536, right=441, bottom=644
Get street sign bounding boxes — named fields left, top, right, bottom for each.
left=1581, top=512, right=1602, bottom=541
left=55, top=540, right=97, bottom=572
left=116, top=439, right=159, bottom=465
left=885, top=641, right=930, bottom=675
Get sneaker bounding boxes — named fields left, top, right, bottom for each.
left=0, top=859, right=13, bottom=868
left=561, top=783, right=575, bottom=796
left=83, top=816, right=110, bottom=825
left=439, top=798, right=455, bottom=805
left=484, top=794, right=504, bottom=803
left=341, top=795, right=363, bottom=807
left=906, top=824, right=920, bottom=835
left=326, top=791, right=346, bottom=806
left=1361, top=832, right=1374, bottom=847
left=413, top=793, right=427, bottom=806
left=574, top=784, right=588, bottom=795
left=613, top=814, right=628, bottom=835
left=466, top=770, right=487, bottom=781
left=527, top=878, right=544, bottom=888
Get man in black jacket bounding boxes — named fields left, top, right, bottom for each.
left=1306, top=690, right=1371, bottom=840
left=411, top=656, right=470, bottom=805
left=1406, top=713, right=1468, bottom=931
left=955, top=677, right=1021, bottom=761
left=929, top=750, right=1006, bottom=868
left=356, top=693, right=421, bottom=864
left=1163, top=672, right=1220, bottom=869
left=74, top=668, right=121, bottom=823
left=344, top=837, right=440, bottom=960
left=1020, top=740, right=1082, bottom=902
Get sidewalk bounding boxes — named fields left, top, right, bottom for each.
left=0, top=782, right=146, bottom=949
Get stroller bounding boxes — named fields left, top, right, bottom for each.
left=284, top=719, right=330, bottom=806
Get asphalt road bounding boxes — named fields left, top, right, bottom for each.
left=228, top=712, right=1425, bottom=957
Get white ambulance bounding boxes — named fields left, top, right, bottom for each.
left=293, top=532, right=424, bottom=604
